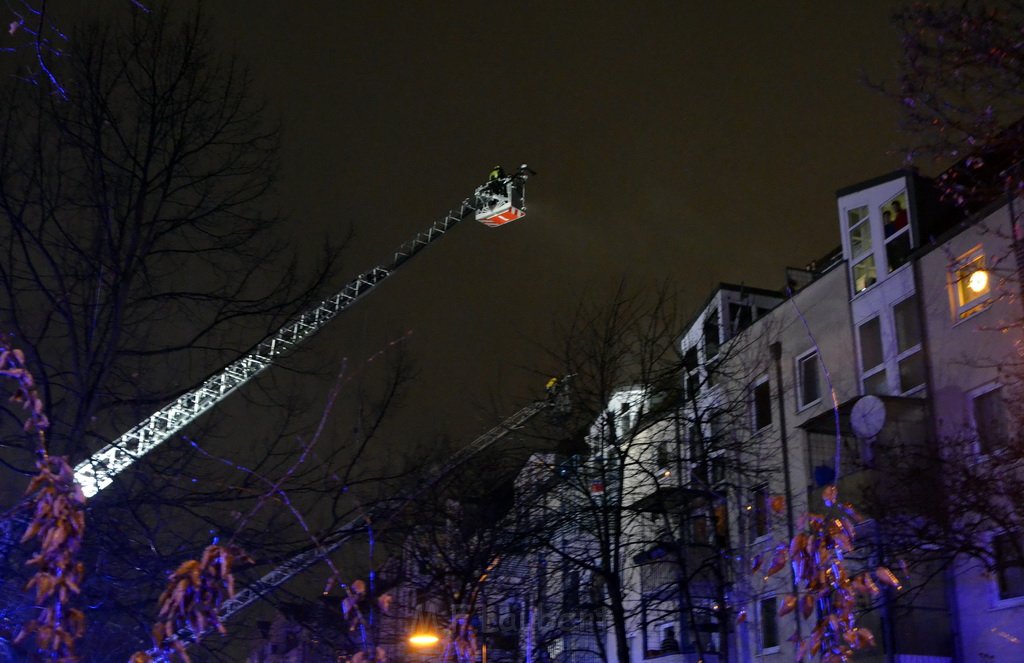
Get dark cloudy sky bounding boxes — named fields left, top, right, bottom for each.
left=207, top=2, right=909, bottom=444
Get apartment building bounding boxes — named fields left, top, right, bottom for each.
left=502, top=166, right=1024, bottom=663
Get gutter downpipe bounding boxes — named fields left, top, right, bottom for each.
left=769, top=341, right=801, bottom=643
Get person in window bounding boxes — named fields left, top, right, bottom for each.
left=891, top=199, right=908, bottom=232
left=882, top=209, right=895, bottom=237
left=661, top=627, right=680, bottom=653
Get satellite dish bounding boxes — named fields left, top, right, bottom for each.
left=850, top=395, right=886, bottom=438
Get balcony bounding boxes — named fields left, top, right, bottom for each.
left=801, top=395, right=930, bottom=509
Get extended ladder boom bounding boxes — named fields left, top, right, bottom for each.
left=76, top=169, right=531, bottom=498
left=196, top=389, right=561, bottom=639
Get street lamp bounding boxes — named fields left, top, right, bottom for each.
left=409, top=610, right=440, bottom=647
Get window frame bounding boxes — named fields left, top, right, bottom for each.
left=951, top=246, right=992, bottom=320
left=969, top=383, right=1009, bottom=456
left=750, top=376, right=772, bottom=433
left=759, top=595, right=780, bottom=652
left=891, top=293, right=925, bottom=395
left=794, top=348, right=822, bottom=411
left=846, top=204, right=877, bottom=294
left=993, top=531, right=1024, bottom=602
left=857, top=316, right=886, bottom=395
left=881, top=191, right=912, bottom=274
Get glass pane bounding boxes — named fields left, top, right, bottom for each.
left=704, top=309, right=720, bottom=358
left=847, top=205, right=869, bottom=229
left=849, top=217, right=872, bottom=258
left=852, top=255, right=877, bottom=293
left=761, top=596, right=779, bottom=649
left=886, top=231, right=912, bottom=272
left=996, top=533, right=1024, bottom=599
left=859, top=317, right=883, bottom=370
left=893, top=295, right=921, bottom=353
left=956, top=254, right=989, bottom=312
left=863, top=370, right=888, bottom=395
left=752, top=381, right=771, bottom=431
left=974, top=388, right=1009, bottom=453
left=798, top=354, right=820, bottom=406
left=898, top=352, right=924, bottom=393
left=881, top=194, right=909, bottom=236
left=730, top=303, right=753, bottom=333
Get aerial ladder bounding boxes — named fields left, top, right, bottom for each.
left=72, top=166, right=533, bottom=498
left=199, top=381, right=568, bottom=643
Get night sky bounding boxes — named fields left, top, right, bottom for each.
left=206, top=3, right=909, bottom=446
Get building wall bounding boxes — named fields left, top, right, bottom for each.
left=917, top=200, right=1024, bottom=662
left=492, top=180, right=1024, bottom=663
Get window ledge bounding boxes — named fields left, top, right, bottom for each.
left=796, top=398, right=822, bottom=413
left=991, top=594, right=1024, bottom=610
left=953, top=299, right=993, bottom=326
left=761, top=645, right=781, bottom=655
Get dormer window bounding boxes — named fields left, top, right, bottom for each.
left=848, top=205, right=876, bottom=294
left=882, top=193, right=912, bottom=273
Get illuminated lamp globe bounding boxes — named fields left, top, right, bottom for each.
left=968, top=269, right=989, bottom=293
left=409, top=632, right=440, bottom=647
left=409, top=611, right=440, bottom=647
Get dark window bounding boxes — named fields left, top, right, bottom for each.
left=752, top=380, right=772, bottom=431
left=760, top=596, right=779, bottom=649
left=796, top=352, right=820, bottom=408
left=563, top=568, right=580, bottom=609
left=709, top=410, right=725, bottom=442
left=897, top=352, right=925, bottom=393
left=704, top=309, right=720, bottom=358
left=656, top=441, right=672, bottom=469
left=683, top=346, right=698, bottom=372
left=730, top=303, right=753, bottom=334
left=858, top=317, right=883, bottom=371
left=995, top=533, right=1024, bottom=600
left=706, top=360, right=719, bottom=388
left=974, top=387, right=1009, bottom=454
left=886, top=232, right=912, bottom=272
left=687, top=371, right=701, bottom=399
left=893, top=296, right=921, bottom=353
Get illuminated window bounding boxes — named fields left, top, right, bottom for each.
left=795, top=350, right=821, bottom=410
left=751, top=378, right=772, bottom=432
left=848, top=205, right=877, bottom=294
left=994, top=532, right=1024, bottom=600
left=882, top=192, right=912, bottom=272
left=847, top=206, right=871, bottom=257
left=852, top=254, right=877, bottom=294
left=953, top=249, right=991, bottom=319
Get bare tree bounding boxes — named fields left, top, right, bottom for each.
left=0, top=6, right=428, bottom=660
left=892, top=1, right=1024, bottom=206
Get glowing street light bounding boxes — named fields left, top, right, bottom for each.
left=409, top=611, right=440, bottom=647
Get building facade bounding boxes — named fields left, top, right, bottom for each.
left=496, top=167, right=1024, bottom=663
